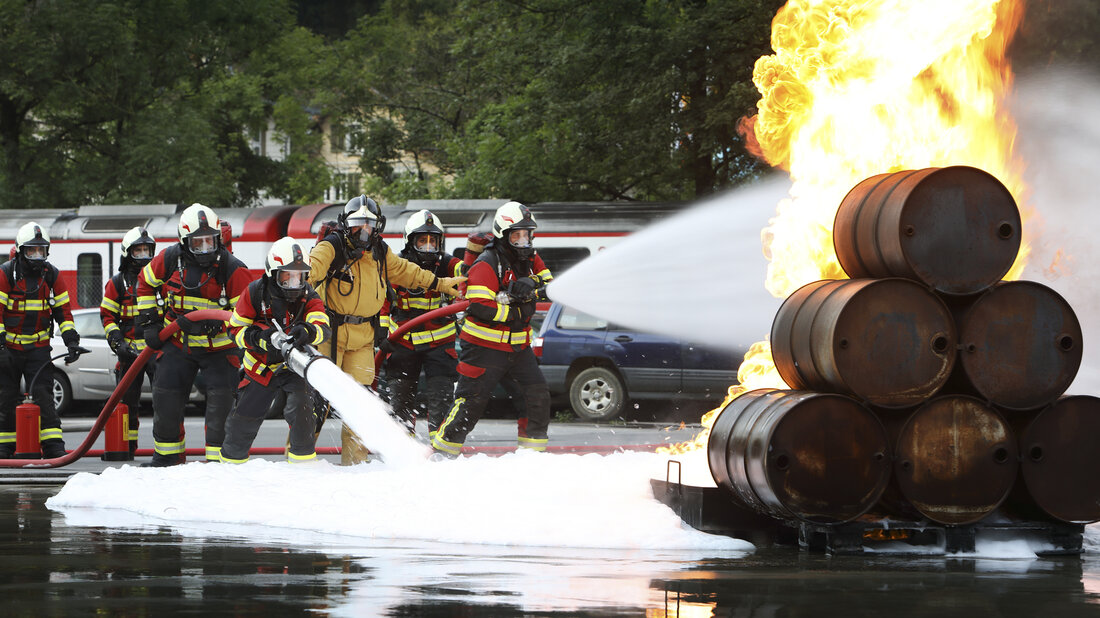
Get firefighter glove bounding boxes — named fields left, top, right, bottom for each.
left=64, top=345, right=88, bottom=365
left=61, top=329, right=80, bottom=348
left=376, top=338, right=393, bottom=355
left=436, top=276, right=467, bottom=297
left=106, top=329, right=124, bottom=354
left=508, top=276, right=539, bottom=301
left=120, top=341, right=141, bottom=363
left=144, top=324, right=165, bottom=350
left=286, top=323, right=313, bottom=348
left=518, top=300, right=536, bottom=321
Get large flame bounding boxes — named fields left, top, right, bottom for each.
left=662, top=0, right=1026, bottom=455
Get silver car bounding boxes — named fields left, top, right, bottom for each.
left=49, top=308, right=204, bottom=416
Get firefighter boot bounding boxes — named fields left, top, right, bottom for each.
left=423, top=375, right=456, bottom=438
left=41, top=439, right=66, bottom=459
left=141, top=453, right=183, bottom=467
left=386, top=377, right=418, bottom=436
left=0, top=444, right=13, bottom=459
left=340, top=424, right=372, bottom=465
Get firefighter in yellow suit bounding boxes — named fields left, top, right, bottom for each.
left=310, top=195, right=465, bottom=462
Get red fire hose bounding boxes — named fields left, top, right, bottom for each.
left=371, top=300, right=470, bottom=388
left=0, top=309, right=231, bottom=468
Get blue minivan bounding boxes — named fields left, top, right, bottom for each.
left=534, top=303, right=744, bottom=421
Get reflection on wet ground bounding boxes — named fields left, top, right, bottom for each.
left=2, top=485, right=1099, bottom=616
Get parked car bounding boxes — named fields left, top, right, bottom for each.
left=49, top=308, right=204, bottom=416
left=534, top=303, right=743, bottom=421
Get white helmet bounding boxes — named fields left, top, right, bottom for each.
left=15, top=222, right=50, bottom=270
left=264, top=237, right=311, bottom=300
left=340, top=194, right=385, bottom=250
left=177, top=203, right=220, bottom=265
left=121, top=226, right=156, bottom=266
left=403, top=209, right=444, bottom=264
left=491, top=201, right=537, bottom=260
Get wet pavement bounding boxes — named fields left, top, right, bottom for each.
left=2, top=419, right=1099, bottom=615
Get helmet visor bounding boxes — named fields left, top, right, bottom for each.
left=507, top=229, right=533, bottom=249
left=348, top=224, right=373, bottom=243
left=276, top=270, right=307, bottom=291
left=130, top=244, right=154, bottom=260
left=188, top=234, right=217, bottom=255
left=23, top=245, right=48, bottom=261
left=413, top=233, right=440, bottom=254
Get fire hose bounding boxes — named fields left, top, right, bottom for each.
left=371, top=300, right=471, bottom=388
left=0, top=309, right=231, bottom=469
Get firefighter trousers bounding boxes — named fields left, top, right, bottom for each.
left=149, top=344, right=238, bottom=463
left=433, top=345, right=549, bottom=455
left=382, top=344, right=457, bottom=435
left=221, top=370, right=315, bottom=463
left=0, top=346, right=63, bottom=454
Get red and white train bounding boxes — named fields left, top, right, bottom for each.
left=0, top=199, right=680, bottom=310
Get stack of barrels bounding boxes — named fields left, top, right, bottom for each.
left=707, top=165, right=1100, bottom=528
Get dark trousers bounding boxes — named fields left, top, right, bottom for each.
left=435, top=345, right=549, bottom=449
left=222, top=370, right=315, bottom=462
left=0, top=346, right=61, bottom=449
left=383, top=344, right=457, bottom=434
left=150, top=344, right=238, bottom=460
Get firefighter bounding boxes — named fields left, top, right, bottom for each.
left=221, top=238, right=330, bottom=464
left=136, top=203, right=254, bottom=466
left=100, top=226, right=158, bottom=455
left=378, top=210, right=464, bottom=439
left=309, top=195, right=465, bottom=462
left=432, top=201, right=552, bottom=458
left=0, top=222, right=82, bottom=459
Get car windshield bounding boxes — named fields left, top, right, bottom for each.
left=74, top=310, right=106, bottom=339
left=555, top=306, right=608, bottom=331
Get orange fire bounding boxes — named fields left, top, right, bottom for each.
left=661, top=0, right=1027, bottom=455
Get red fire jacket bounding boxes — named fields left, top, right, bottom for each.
left=228, top=279, right=329, bottom=386
left=379, top=255, right=463, bottom=351
left=0, top=262, right=76, bottom=351
left=100, top=271, right=156, bottom=353
left=460, top=249, right=551, bottom=352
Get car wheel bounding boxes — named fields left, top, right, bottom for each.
left=53, top=372, right=73, bottom=417
left=568, top=367, right=625, bottom=421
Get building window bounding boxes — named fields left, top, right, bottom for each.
left=325, top=173, right=361, bottom=202
left=76, top=253, right=103, bottom=308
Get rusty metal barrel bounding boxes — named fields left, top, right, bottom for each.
left=894, top=395, right=1018, bottom=525
left=707, top=389, right=891, bottom=524
left=833, top=166, right=1021, bottom=296
left=770, top=278, right=956, bottom=408
left=1015, top=396, right=1100, bottom=524
left=954, top=281, right=1082, bottom=411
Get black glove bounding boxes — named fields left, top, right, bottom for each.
left=286, top=323, right=313, bottom=348
left=61, top=329, right=80, bottom=349
left=508, top=276, right=538, bottom=301
left=517, top=300, right=536, bottom=321
left=107, top=329, right=124, bottom=355
left=63, top=345, right=87, bottom=365
left=376, top=338, right=393, bottom=355
left=144, top=324, right=165, bottom=350
left=266, top=344, right=285, bottom=365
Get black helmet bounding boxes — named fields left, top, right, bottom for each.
left=339, top=195, right=385, bottom=251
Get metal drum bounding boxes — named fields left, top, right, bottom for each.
left=894, top=396, right=1018, bottom=525
left=833, top=166, right=1021, bottom=296
left=707, top=389, right=891, bottom=524
left=956, top=281, right=1082, bottom=411
left=1017, top=396, right=1100, bottom=524
left=771, top=278, right=956, bottom=408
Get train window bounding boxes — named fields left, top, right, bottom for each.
left=82, top=217, right=151, bottom=233
left=76, top=253, right=103, bottom=308
left=434, top=212, right=484, bottom=227
left=536, top=248, right=591, bottom=275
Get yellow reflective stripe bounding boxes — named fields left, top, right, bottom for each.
left=100, top=297, right=122, bottom=313
left=154, top=439, right=185, bottom=455
left=306, top=311, right=328, bottom=326
left=0, top=431, right=14, bottom=444
left=205, top=446, right=222, bottom=462
left=0, top=291, right=8, bottom=307
left=16, top=299, right=50, bottom=310
left=135, top=296, right=158, bottom=311
left=229, top=313, right=254, bottom=328
left=142, top=262, right=163, bottom=286
left=518, top=436, right=547, bottom=451
left=461, top=322, right=528, bottom=345
left=222, top=454, right=249, bottom=464
left=287, top=451, right=317, bottom=463
left=53, top=291, right=70, bottom=306
left=244, top=352, right=280, bottom=374
left=405, top=322, right=457, bottom=345
left=466, top=285, right=495, bottom=300
left=127, top=429, right=139, bottom=441
left=6, top=331, right=52, bottom=344
left=402, top=297, right=443, bottom=311
left=127, top=337, right=147, bottom=352
left=104, top=322, right=121, bottom=335
left=181, top=332, right=232, bottom=347
left=492, top=303, right=510, bottom=322
left=227, top=294, right=240, bottom=307
left=535, top=269, right=552, bottom=282
left=121, top=306, right=141, bottom=317
left=378, top=315, right=392, bottom=330
left=433, top=398, right=465, bottom=454
left=234, top=325, right=249, bottom=349
left=40, top=427, right=63, bottom=442
left=169, top=296, right=223, bottom=311
left=58, top=321, right=75, bottom=333
left=451, top=261, right=463, bottom=277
